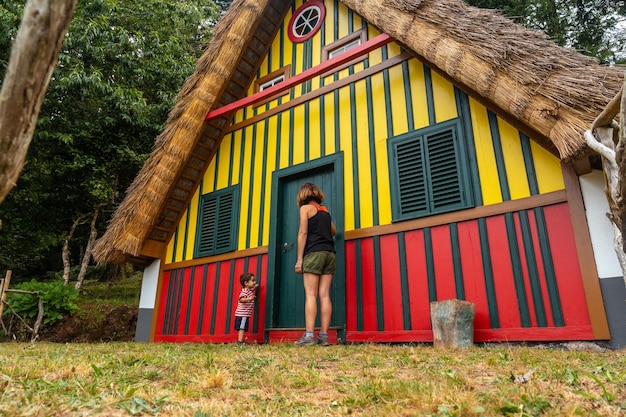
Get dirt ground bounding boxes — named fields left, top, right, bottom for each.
left=37, top=304, right=137, bottom=343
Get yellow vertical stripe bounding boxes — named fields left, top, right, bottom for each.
left=231, top=131, right=242, bottom=185
left=185, top=189, right=200, bottom=260
left=498, top=119, right=530, bottom=200
left=323, top=92, right=336, bottom=155
left=309, top=100, right=322, bottom=160
left=249, top=122, right=265, bottom=247
left=175, top=210, right=186, bottom=262
left=216, top=135, right=231, bottom=190
left=279, top=110, right=291, bottom=169
left=338, top=85, right=355, bottom=231
left=370, top=71, right=392, bottom=225
left=408, top=59, right=429, bottom=130
left=355, top=79, right=373, bottom=228
left=531, top=141, right=565, bottom=193
left=292, top=105, right=306, bottom=165
left=166, top=234, right=175, bottom=265
left=337, top=3, right=349, bottom=38
left=388, top=64, right=409, bottom=136
left=262, top=116, right=278, bottom=246
left=469, top=98, right=502, bottom=205
left=203, top=159, right=216, bottom=193
left=432, top=71, right=458, bottom=123
left=238, top=125, right=253, bottom=250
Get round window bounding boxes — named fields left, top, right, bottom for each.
left=288, top=0, right=326, bottom=43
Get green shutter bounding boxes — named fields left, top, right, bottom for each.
left=195, top=186, right=240, bottom=258
left=389, top=119, right=473, bottom=222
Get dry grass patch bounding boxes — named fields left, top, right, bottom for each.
left=0, top=342, right=623, bottom=416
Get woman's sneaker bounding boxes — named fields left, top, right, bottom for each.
left=317, top=334, right=329, bottom=346
left=294, top=334, right=317, bottom=346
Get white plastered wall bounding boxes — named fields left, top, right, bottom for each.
left=579, top=170, right=622, bottom=278
left=139, top=259, right=161, bottom=309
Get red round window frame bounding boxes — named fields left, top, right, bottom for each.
left=287, top=0, right=326, bottom=43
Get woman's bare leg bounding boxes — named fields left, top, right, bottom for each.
left=318, top=274, right=333, bottom=333
left=303, top=273, right=320, bottom=332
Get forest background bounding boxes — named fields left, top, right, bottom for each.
left=0, top=0, right=624, bottom=303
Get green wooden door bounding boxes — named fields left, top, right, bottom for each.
left=268, top=155, right=344, bottom=330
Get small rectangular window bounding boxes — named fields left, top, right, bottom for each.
left=194, top=186, right=240, bottom=258
left=254, top=65, right=291, bottom=107
left=388, top=119, right=474, bottom=221
left=259, top=74, right=285, bottom=91
left=320, top=29, right=367, bottom=77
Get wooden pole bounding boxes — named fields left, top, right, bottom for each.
left=0, top=270, right=12, bottom=318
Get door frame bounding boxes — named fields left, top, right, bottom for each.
left=265, top=152, right=345, bottom=340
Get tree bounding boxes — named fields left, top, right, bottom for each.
left=465, top=0, right=626, bottom=64
left=0, top=0, right=78, bottom=205
left=0, top=0, right=221, bottom=280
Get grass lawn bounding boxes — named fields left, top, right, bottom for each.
left=0, top=342, right=624, bottom=416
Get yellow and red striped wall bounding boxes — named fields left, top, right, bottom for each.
left=150, top=0, right=603, bottom=343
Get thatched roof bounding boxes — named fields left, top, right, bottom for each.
left=93, top=0, right=624, bottom=265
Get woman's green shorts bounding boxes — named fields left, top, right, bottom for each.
left=302, top=251, right=336, bottom=275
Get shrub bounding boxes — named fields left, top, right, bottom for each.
left=4, top=280, right=79, bottom=326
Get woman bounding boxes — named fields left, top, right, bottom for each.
left=294, top=182, right=337, bottom=346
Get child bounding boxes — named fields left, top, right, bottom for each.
left=234, top=272, right=259, bottom=344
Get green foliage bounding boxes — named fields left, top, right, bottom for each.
left=4, top=280, right=79, bottom=325
left=0, top=0, right=221, bottom=278
left=465, top=0, right=626, bottom=64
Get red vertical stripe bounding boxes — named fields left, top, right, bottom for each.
left=486, top=215, right=521, bottom=328
left=457, top=221, right=491, bottom=329
left=255, top=254, right=268, bottom=335
left=176, top=268, right=193, bottom=335
left=213, top=261, right=232, bottom=335
left=431, top=225, right=456, bottom=301
left=345, top=240, right=357, bottom=331
left=187, top=266, right=205, bottom=335
left=543, top=204, right=591, bottom=325
left=200, top=263, right=217, bottom=335
left=404, top=230, right=431, bottom=330
left=513, top=213, right=538, bottom=327
left=527, top=210, right=555, bottom=327
left=360, top=237, right=378, bottom=331
left=154, top=271, right=171, bottom=338
left=380, top=234, right=403, bottom=331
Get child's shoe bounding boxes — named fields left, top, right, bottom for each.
left=294, top=334, right=317, bottom=346
left=236, top=340, right=245, bottom=345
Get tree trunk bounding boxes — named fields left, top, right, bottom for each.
left=75, top=206, right=102, bottom=290
left=0, top=0, right=78, bottom=204
left=430, top=299, right=475, bottom=349
left=62, top=217, right=83, bottom=285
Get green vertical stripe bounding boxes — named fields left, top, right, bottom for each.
left=505, top=212, right=531, bottom=327
left=196, top=264, right=208, bottom=335
left=382, top=46, right=394, bottom=137
left=519, top=210, right=547, bottom=326
left=402, top=60, right=415, bottom=132
left=449, top=223, right=465, bottom=299
left=172, top=268, right=185, bottom=335
left=238, top=122, right=247, bottom=187
left=213, top=149, right=220, bottom=190
left=534, top=207, right=564, bottom=326
left=488, top=111, right=511, bottom=201
left=258, top=121, right=269, bottom=247
left=209, top=262, right=221, bottom=335
left=304, top=101, right=310, bottom=161
left=373, top=236, right=385, bottom=331
left=333, top=89, right=340, bottom=152
left=289, top=107, right=295, bottom=166
left=162, top=269, right=176, bottom=335
left=520, top=133, right=539, bottom=195
left=228, top=133, right=235, bottom=186
left=171, top=226, right=178, bottom=263
left=350, top=83, right=361, bottom=229
left=424, top=228, right=437, bottom=302
left=253, top=255, right=263, bottom=333
left=365, top=74, right=380, bottom=226
left=246, top=125, right=257, bottom=248
left=355, top=239, right=363, bottom=331
left=455, top=88, right=483, bottom=206
left=182, top=204, right=190, bottom=261
left=478, top=218, right=500, bottom=328
left=424, top=66, right=436, bottom=126
left=398, top=232, right=412, bottom=330
left=224, top=260, right=235, bottom=334
left=183, top=267, right=195, bottom=335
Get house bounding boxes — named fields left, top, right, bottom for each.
left=93, top=0, right=626, bottom=348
